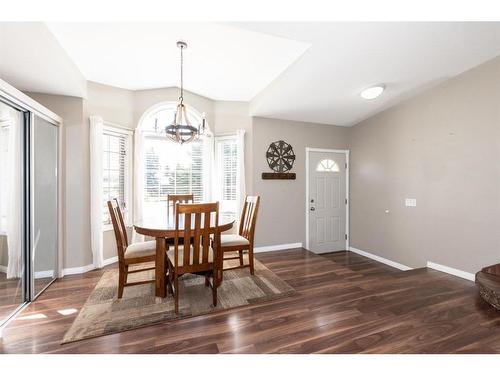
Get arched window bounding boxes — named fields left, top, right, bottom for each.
left=138, top=102, right=210, bottom=216
left=316, top=159, right=339, bottom=172
left=139, top=102, right=204, bottom=134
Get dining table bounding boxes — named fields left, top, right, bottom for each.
left=134, top=212, right=234, bottom=297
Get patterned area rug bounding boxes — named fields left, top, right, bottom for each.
left=62, top=257, right=295, bottom=344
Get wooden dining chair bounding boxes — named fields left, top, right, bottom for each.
left=221, top=196, right=260, bottom=275
left=166, top=194, right=194, bottom=245
left=167, top=194, right=194, bottom=216
left=167, top=202, right=220, bottom=315
left=108, top=199, right=161, bottom=298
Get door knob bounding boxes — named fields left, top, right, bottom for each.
left=310, top=207, right=315, bottom=211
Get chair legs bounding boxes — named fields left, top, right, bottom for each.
left=167, top=261, right=173, bottom=295
left=248, top=247, right=255, bottom=275
left=212, top=285, right=217, bottom=307
left=167, top=261, right=180, bottom=315
left=167, top=260, right=218, bottom=314
left=212, top=270, right=218, bottom=307
left=221, top=247, right=255, bottom=275
left=174, top=274, right=179, bottom=315
left=118, top=265, right=125, bottom=298
left=117, top=261, right=156, bottom=299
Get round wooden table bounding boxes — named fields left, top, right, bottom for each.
left=134, top=215, right=234, bottom=297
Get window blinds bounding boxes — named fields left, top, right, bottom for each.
left=102, top=131, right=127, bottom=224
left=144, top=137, right=204, bottom=204
left=216, top=137, right=238, bottom=221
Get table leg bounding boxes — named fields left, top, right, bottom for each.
left=155, top=237, right=167, bottom=297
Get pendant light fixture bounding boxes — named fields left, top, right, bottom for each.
left=164, top=41, right=206, bottom=144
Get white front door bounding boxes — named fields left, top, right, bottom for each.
left=308, top=151, right=347, bottom=253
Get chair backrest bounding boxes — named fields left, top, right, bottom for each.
left=167, top=194, right=194, bottom=217
left=239, top=196, right=260, bottom=244
left=173, top=202, right=219, bottom=271
left=108, top=199, right=128, bottom=261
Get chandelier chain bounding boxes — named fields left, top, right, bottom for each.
left=163, top=40, right=204, bottom=144
left=179, top=43, right=184, bottom=104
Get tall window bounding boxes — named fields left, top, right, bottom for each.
left=215, top=136, right=238, bottom=221
left=102, top=127, right=132, bottom=225
left=144, top=137, right=204, bottom=201
left=138, top=103, right=244, bottom=221
left=141, top=103, right=207, bottom=217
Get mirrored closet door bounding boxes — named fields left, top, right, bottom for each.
left=0, top=84, right=61, bottom=328
left=0, top=100, right=27, bottom=325
left=32, top=115, right=58, bottom=297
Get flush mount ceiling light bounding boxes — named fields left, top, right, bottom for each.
left=360, top=85, right=385, bottom=100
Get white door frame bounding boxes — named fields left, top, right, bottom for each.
left=305, top=147, right=350, bottom=252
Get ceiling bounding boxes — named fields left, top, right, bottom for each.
left=0, top=22, right=86, bottom=98
left=1, top=22, right=499, bottom=126
left=239, top=22, right=500, bottom=125
left=45, top=22, right=310, bottom=101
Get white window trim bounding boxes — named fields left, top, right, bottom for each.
left=214, top=133, right=239, bottom=221
left=102, top=123, right=133, bottom=232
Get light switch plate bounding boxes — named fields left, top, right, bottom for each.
left=405, top=198, right=417, bottom=207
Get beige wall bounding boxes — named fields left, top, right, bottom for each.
left=133, top=87, right=215, bottom=127
left=29, top=83, right=256, bottom=267
left=87, top=82, right=134, bottom=127
left=348, top=56, right=500, bottom=273
left=24, top=55, right=500, bottom=275
left=25, top=92, right=91, bottom=269
left=252, top=117, right=349, bottom=247
left=0, top=236, right=7, bottom=268
left=214, top=101, right=253, bottom=193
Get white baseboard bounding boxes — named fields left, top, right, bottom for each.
left=1, top=260, right=116, bottom=278
left=59, top=244, right=302, bottom=274
left=426, top=261, right=475, bottom=282
left=349, top=246, right=413, bottom=271
left=103, top=256, right=118, bottom=266
left=34, top=270, right=55, bottom=279
left=61, top=245, right=301, bottom=275
left=63, top=244, right=302, bottom=274
left=1, top=265, right=55, bottom=278
left=254, top=242, right=303, bottom=253
left=61, top=256, right=118, bottom=277
left=61, top=263, right=95, bottom=277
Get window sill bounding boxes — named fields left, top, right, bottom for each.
left=103, top=224, right=114, bottom=232
left=103, top=224, right=132, bottom=233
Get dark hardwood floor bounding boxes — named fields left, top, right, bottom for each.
left=1, top=249, right=499, bottom=353
left=0, top=273, right=23, bottom=323
left=0, top=272, right=56, bottom=323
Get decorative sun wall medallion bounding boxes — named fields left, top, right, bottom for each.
left=262, top=140, right=296, bottom=180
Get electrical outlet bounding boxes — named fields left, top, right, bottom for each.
left=405, top=198, right=417, bottom=207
